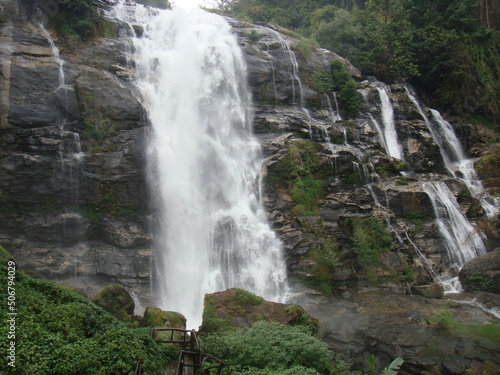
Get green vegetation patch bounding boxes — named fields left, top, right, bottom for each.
left=343, top=216, right=392, bottom=276
left=476, top=147, right=500, bottom=197
left=200, top=321, right=355, bottom=375
left=269, top=139, right=325, bottom=216
left=200, top=295, right=233, bottom=333
left=428, top=310, right=500, bottom=343
left=312, top=60, right=363, bottom=117
left=230, top=289, right=265, bottom=306
left=0, top=265, right=177, bottom=374
left=50, top=0, right=100, bottom=47
left=302, top=237, right=338, bottom=296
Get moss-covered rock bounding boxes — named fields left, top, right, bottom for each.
left=459, top=249, right=500, bottom=294
left=142, top=307, right=186, bottom=328
left=92, top=283, right=135, bottom=321
left=200, top=288, right=318, bottom=334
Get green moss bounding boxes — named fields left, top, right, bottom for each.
left=428, top=310, right=500, bottom=343
left=231, top=289, right=265, bottom=306
left=82, top=117, right=115, bottom=147
left=200, top=296, right=232, bottom=333
left=465, top=273, right=497, bottom=293
left=92, top=283, right=135, bottom=322
left=143, top=308, right=186, bottom=328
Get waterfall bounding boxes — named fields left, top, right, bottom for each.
left=363, top=84, right=489, bottom=291
left=424, top=181, right=486, bottom=291
left=39, top=23, right=83, bottom=209
left=375, top=86, right=404, bottom=160
left=112, top=2, right=288, bottom=328
left=405, top=87, right=499, bottom=217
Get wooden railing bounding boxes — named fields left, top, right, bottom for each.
left=147, top=327, right=232, bottom=375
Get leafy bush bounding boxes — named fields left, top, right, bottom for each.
left=0, top=265, right=177, bottom=374
left=312, top=60, right=362, bottom=116
left=270, top=140, right=325, bottom=216
left=231, top=289, right=265, bottom=306
left=345, top=216, right=392, bottom=269
left=50, top=0, right=100, bottom=45
left=201, top=321, right=354, bottom=375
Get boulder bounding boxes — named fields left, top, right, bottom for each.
left=142, top=307, right=186, bottom=328
left=459, top=249, right=500, bottom=294
left=92, top=283, right=135, bottom=320
left=200, top=288, right=318, bottom=334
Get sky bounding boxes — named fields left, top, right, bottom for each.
left=171, top=0, right=214, bottom=9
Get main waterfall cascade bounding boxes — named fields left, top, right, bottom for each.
left=110, top=2, right=288, bottom=327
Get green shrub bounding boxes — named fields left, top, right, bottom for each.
left=232, top=289, right=265, bottom=306
left=51, top=0, right=100, bottom=46
left=345, top=217, right=392, bottom=269
left=311, top=60, right=362, bottom=117
left=270, top=140, right=325, bottom=216
left=0, top=265, right=177, bottom=374
left=201, top=321, right=352, bottom=375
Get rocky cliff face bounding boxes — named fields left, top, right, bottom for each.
left=0, top=2, right=499, bottom=372
left=0, top=0, right=152, bottom=301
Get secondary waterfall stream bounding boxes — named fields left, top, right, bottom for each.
left=111, top=2, right=288, bottom=327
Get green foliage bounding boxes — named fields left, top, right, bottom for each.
left=51, top=0, right=99, bottom=46
left=283, top=304, right=319, bottom=334
left=404, top=210, right=423, bottom=225
left=218, top=0, right=500, bottom=126
left=289, top=176, right=323, bottom=216
left=200, top=296, right=232, bottom=333
left=135, top=0, right=171, bottom=9
left=0, top=265, right=177, bottom=374
left=428, top=310, right=500, bottom=343
left=312, top=60, right=362, bottom=116
left=201, top=321, right=354, bottom=375
left=345, top=216, right=392, bottom=270
left=270, top=140, right=324, bottom=216
left=476, top=147, right=500, bottom=196
left=232, top=289, right=265, bottom=306
left=293, top=38, right=319, bottom=61
left=302, top=238, right=338, bottom=296
left=396, top=176, right=408, bottom=185
left=465, top=273, right=497, bottom=293
left=381, top=357, right=404, bottom=375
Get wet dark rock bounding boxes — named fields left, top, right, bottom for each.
left=459, top=249, right=500, bottom=294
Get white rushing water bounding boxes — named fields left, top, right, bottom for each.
left=375, top=86, right=404, bottom=160
left=423, top=181, right=486, bottom=290
left=405, top=87, right=499, bottom=217
left=111, top=2, right=288, bottom=328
